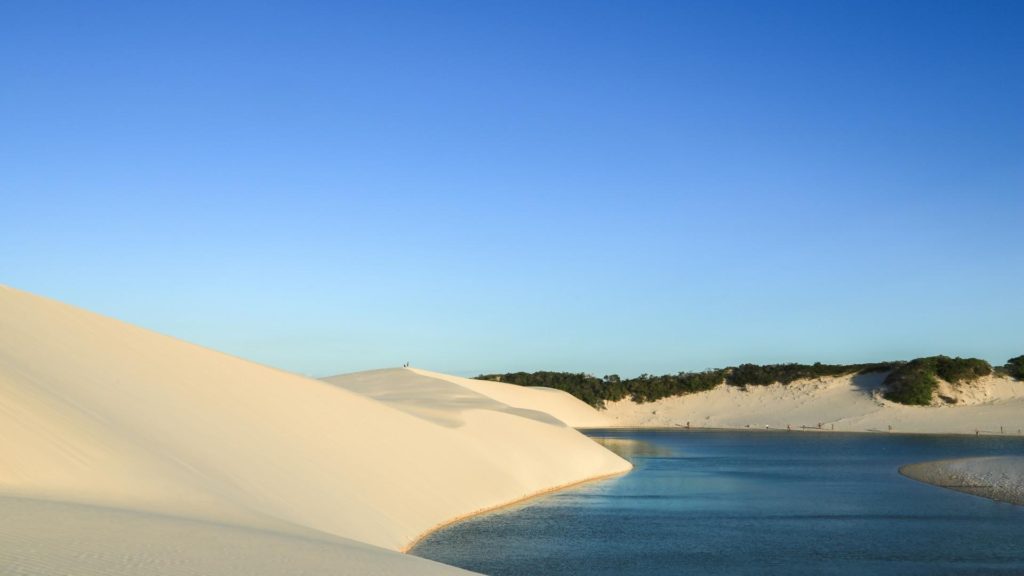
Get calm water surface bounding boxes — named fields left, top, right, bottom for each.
left=412, top=430, right=1024, bottom=575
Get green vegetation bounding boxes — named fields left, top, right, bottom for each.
left=477, top=361, right=897, bottom=408
left=880, top=361, right=940, bottom=406
left=933, top=356, right=992, bottom=383
left=725, top=362, right=894, bottom=387
left=621, top=370, right=726, bottom=403
left=474, top=371, right=630, bottom=407
left=882, top=356, right=992, bottom=406
left=1004, top=355, right=1024, bottom=380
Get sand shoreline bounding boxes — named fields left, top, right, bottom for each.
left=403, top=468, right=630, bottom=553
left=598, top=424, right=1024, bottom=436
left=900, top=457, right=1024, bottom=506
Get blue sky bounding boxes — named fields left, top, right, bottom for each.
left=2, top=1, right=1021, bottom=377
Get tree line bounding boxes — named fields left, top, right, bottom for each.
left=475, top=355, right=1024, bottom=408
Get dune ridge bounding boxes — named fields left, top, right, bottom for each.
left=324, top=367, right=614, bottom=429
left=0, top=285, right=630, bottom=575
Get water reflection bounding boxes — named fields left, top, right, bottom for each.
left=590, top=435, right=676, bottom=459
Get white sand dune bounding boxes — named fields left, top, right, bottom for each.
left=900, top=457, right=1024, bottom=506
left=324, top=367, right=614, bottom=429
left=603, top=372, right=1024, bottom=435
left=0, top=285, right=630, bottom=575
left=0, top=496, right=474, bottom=576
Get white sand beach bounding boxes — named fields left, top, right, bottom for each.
left=900, top=457, right=1024, bottom=506
left=603, top=371, right=1024, bottom=435
left=0, top=286, right=630, bottom=575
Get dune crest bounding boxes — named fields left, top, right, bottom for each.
left=0, top=286, right=630, bottom=574
left=324, top=367, right=614, bottom=428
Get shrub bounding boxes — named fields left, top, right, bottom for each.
left=627, top=370, right=726, bottom=403
left=724, top=362, right=896, bottom=387
left=1005, top=355, right=1024, bottom=380
left=475, top=371, right=628, bottom=408
left=883, top=361, right=938, bottom=406
left=933, top=356, right=991, bottom=383
left=882, top=355, right=991, bottom=405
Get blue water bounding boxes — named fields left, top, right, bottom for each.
left=412, top=430, right=1024, bottom=575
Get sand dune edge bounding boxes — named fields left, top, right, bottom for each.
left=0, top=285, right=631, bottom=575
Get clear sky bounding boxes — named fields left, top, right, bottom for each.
left=2, top=1, right=1021, bottom=377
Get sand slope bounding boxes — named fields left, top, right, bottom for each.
left=0, top=285, right=630, bottom=574
left=0, top=496, right=474, bottom=576
left=324, top=367, right=613, bottom=428
left=604, top=372, right=1024, bottom=435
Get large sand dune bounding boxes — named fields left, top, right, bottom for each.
left=0, top=286, right=630, bottom=575
left=604, top=372, right=1024, bottom=435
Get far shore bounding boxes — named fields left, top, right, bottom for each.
left=600, top=373, right=1024, bottom=437
left=585, top=422, right=1024, bottom=434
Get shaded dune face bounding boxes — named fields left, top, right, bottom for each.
left=0, top=285, right=630, bottom=574
left=322, top=368, right=567, bottom=428
left=322, top=367, right=615, bottom=429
